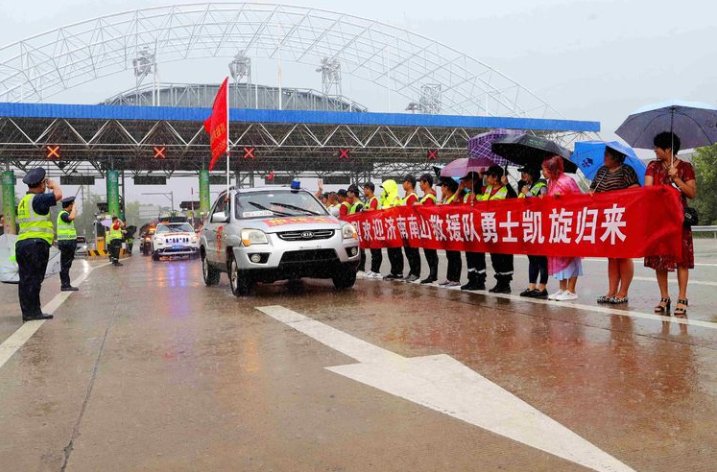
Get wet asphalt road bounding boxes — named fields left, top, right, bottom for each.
left=1, top=243, right=716, bottom=471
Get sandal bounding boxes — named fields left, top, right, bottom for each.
left=654, top=297, right=671, bottom=314
left=610, top=297, right=629, bottom=304
left=597, top=295, right=613, bottom=304
left=674, top=299, right=688, bottom=316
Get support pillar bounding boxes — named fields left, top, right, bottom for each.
left=1, top=170, right=16, bottom=234
left=199, top=169, right=210, bottom=219
left=106, top=169, right=120, bottom=217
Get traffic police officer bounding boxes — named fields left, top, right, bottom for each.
left=16, top=168, right=62, bottom=321
left=57, top=196, right=79, bottom=291
left=480, top=165, right=514, bottom=294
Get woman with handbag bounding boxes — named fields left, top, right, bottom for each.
left=644, top=132, right=697, bottom=316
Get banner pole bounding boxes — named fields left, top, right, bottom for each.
left=226, top=77, right=231, bottom=197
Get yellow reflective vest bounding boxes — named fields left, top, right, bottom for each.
left=56, top=211, right=77, bottom=241
left=17, top=194, right=54, bottom=245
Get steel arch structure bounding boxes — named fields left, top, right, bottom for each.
left=0, top=2, right=558, bottom=119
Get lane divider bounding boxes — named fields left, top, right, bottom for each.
left=0, top=261, right=111, bottom=370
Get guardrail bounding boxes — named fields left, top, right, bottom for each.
left=692, top=225, right=717, bottom=238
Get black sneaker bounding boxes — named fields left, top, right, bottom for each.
left=519, top=288, right=534, bottom=297
left=61, top=286, right=79, bottom=292
left=420, top=277, right=436, bottom=284
left=532, top=289, right=549, bottom=299
left=383, top=273, right=401, bottom=281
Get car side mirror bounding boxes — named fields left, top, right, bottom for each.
left=211, top=212, right=229, bottom=223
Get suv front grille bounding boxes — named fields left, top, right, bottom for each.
left=277, top=229, right=334, bottom=241
left=280, top=249, right=338, bottom=264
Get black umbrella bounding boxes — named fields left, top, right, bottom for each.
left=491, top=134, right=578, bottom=173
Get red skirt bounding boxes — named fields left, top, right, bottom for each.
left=644, top=227, right=694, bottom=271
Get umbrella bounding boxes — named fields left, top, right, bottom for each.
left=491, top=134, right=578, bottom=173
left=572, top=141, right=646, bottom=186
left=468, top=128, right=524, bottom=167
left=440, top=156, right=493, bottom=177
left=616, top=100, right=717, bottom=150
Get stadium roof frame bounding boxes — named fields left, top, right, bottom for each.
left=0, top=2, right=564, bottom=118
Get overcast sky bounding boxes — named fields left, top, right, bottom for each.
left=2, top=0, right=715, bottom=210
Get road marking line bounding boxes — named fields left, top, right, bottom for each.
left=631, top=276, right=717, bottom=287
left=373, top=279, right=717, bottom=330
left=511, top=254, right=717, bottom=267
left=0, top=262, right=108, bottom=371
left=257, top=305, right=637, bottom=472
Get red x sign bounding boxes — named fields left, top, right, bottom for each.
left=243, top=147, right=255, bottom=159
left=427, top=149, right=439, bottom=160
left=153, top=146, right=166, bottom=159
left=338, top=148, right=350, bottom=160
left=46, top=145, right=61, bottom=159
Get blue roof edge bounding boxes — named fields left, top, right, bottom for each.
left=0, top=102, right=600, bottom=133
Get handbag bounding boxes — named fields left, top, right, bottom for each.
left=684, top=207, right=699, bottom=228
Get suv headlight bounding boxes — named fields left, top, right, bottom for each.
left=154, top=237, right=165, bottom=246
left=241, top=229, right=269, bottom=247
left=341, top=224, right=358, bottom=240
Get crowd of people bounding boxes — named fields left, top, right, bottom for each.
left=316, top=131, right=697, bottom=315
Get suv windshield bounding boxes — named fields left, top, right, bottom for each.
left=235, top=190, right=327, bottom=219
left=156, top=223, right=194, bottom=233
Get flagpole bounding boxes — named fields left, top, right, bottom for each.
left=226, top=76, right=231, bottom=197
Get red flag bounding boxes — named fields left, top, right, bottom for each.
left=204, top=77, right=229, bottom=171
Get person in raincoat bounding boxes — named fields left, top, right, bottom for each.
left=379, top=179, right=405, bottom=280
left=542, top=156, right=583, bottom=301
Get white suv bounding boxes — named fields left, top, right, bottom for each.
left=199, top=187, right=360, bottom=296
left=151, top=222, right=200, bottom=260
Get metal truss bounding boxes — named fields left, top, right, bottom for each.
left=0, top=115, right=492, bottom=176
left=0, top=3, right=560, bottom=118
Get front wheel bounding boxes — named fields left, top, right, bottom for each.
left=332, top=269, right=357, bottom=290
left=202, top=252, right=220, bottom=286
left=229, top=255, right=253, bottom=297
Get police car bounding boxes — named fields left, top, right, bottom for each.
left=199, top=184, right=360, bottom=296
left=150, top=222, right=200, bottom=261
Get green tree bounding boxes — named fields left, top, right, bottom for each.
left=692, top=146, right=717, bottom=225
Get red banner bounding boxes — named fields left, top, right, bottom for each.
left=204, top=77, right=229, bottom=171
left=344, top=186, right=683, bottom=258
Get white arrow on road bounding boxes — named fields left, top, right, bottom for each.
left=257, top=305, right=636, bottom=472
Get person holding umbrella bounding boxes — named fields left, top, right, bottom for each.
left=644, top=132, right=697, bottom=316
left=542, top=156, right=583, bottom=301
left=590, top=146, right=640, bottom=305
left=479, top=166, right=514, bottom=294
left=517, top=167, right=549, bottom=299
left=616, top=101, right=713, bottom=316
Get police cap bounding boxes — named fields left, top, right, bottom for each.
left=61, top=196, right=76, bottom=207
left=22, top=168, right=46, bottom=186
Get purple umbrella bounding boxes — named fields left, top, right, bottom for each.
left=468, top=129, right=524, bottom=167
left=440, top=157, right=493, bottom=177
